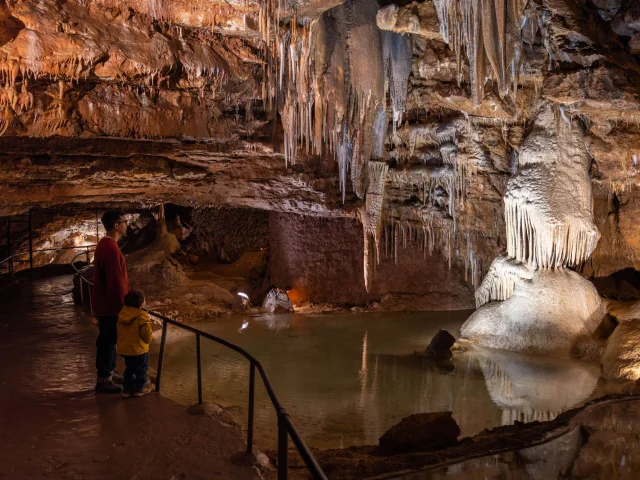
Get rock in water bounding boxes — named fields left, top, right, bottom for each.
left=231, top=294, right=250, bottom=312
left=262, top=288, right=294, bottom=313
left=378, top=412, right=460, bottom=454
left=426, top=330, right=456, bottom=359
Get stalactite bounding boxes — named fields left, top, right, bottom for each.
left=362, top=160, right=389, bottom=292
left=433, top=0, right=528, bottom=105
left=278, top=0, right=389, bottom=201
left=381, top=31, right=413, bottom=132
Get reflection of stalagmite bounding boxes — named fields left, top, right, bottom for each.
left=362, top=160, right=389, bottom=292
left=461, top=104, right=604, bottom=355
left=472, top=349, right=599, bottom=425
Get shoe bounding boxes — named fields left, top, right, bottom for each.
left=95, top=379, right=123, bottom=394
left=111, top=371, right=124, bottom=385
left=133, top=382, right=155, bottom=397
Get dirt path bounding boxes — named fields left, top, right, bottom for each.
left=0, top=276, right=258, bottom=480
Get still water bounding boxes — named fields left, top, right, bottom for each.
left=151, top=311, right=612, bottom=449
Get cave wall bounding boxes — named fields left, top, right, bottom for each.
left=1, top=209, right=103, bottom=270
left=0, top=0, right=639, bottom=305
left=184, top=207, right=269, bottom=262
left=268, top=212, right=474, bottom=309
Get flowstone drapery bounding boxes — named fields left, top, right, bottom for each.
left=461, top=104, right=605, bottom=355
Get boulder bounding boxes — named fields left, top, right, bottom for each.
left=378, top=412, right=460, bottom=455
left=462, top=267, right=605, bottom=356
left=426, top=330, right=456, bottom=359
left=187, top=402, right=241, bottom=430
left=262, top=288, right=294, bottom=313
left=602, top=319, right=640, bottom=381
left=231, top=293, right=251, bottom=312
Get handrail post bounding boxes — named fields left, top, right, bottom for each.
left=88, top=281, right=93, bottom=317
left=79, top=276, right=84, bottom=306
left=155, top=319, right=168, bottom=393
left=85, top=246, right=89, bottom=264
left=247, top=361, right=256, bottom=454
left=9, top=256, right=13, bottom=281
left=196, top=333, right=203, bottom=404
left=278, top=412, right=289, bottom=480
left=28, top=210, right=33, bottom=270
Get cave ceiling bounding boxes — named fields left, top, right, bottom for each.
left=0, top=0, right=639, bottom=276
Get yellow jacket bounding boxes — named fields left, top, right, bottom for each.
left=117, top=306, right=153, bottom=356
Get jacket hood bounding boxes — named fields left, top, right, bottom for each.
left=118, top=306, right=143, bottom=325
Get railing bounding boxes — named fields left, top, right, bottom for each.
left=72, top=250, right=327, bottom=480
left=1, top=245, right=96, bottom=280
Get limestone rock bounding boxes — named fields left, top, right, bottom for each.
left=378, top=412, right=460, bottom=454
left=602, top=319, right=640, bottom=381
left=630, top=32, right=640, bottom=54
left=426, top=330, right=456, bottom=359
left=262, top=288, right=294, bottom=313
left=462, top=268, right=605, bottom=356
left=187, top=402, right=242, bottom=430
left=231, top=293, right=250, bottom=312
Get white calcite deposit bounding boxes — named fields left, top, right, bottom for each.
left=461, top=104, right=604, bottom=355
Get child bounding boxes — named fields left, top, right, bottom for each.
left=117, top=290, right=153, bottom=397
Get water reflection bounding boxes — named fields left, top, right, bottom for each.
left=250, top=313, right=293, bottom=332
left=152, top=311, right=611, bottom=449
left=467, top=348, right=600, bottom=424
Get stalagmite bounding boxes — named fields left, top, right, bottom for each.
left=461, top=103, right=605, bottom=356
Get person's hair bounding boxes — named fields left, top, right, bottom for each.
left=101, top=210, right=125, bottom=230
left=124, top=290, right=145, bottom=309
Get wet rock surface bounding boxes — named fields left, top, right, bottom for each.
left=293, top=395, right=640, bottom=480
left=425, top=330, right=456, bottom=359
left=378, top=412, right=460, bottom=455
left=0, top=276, right=257, bottom=479
left=602, top=318, right=640, bottom=381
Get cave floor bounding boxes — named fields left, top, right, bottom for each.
left=0, top=276, right=258, bottom=480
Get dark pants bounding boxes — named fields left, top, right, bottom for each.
left=96, top=316, right=118, bottom=380
left=122, top=353, right=149, bottom=393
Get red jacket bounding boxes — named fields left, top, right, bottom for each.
left=91, top=237, right=130, bottom=317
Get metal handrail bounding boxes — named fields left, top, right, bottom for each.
left=1, top=245, right=97, bottom=280
left=71, top=249, right=327, bottom=480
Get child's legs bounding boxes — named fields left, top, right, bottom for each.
left=131, top=353, right=149, bottom=392
left=122, top=356, right=136, bottom=393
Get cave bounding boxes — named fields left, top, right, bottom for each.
left=1, top=0, right=640, bottom=478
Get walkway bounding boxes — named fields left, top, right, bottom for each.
left=0, top=276, right=257, bottom=480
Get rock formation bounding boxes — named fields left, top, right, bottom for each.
left=0, top=0, right=639, bottom=316
left=602, top=318, right=640, bottom=381
left=461, top=104, right=606, bottom=355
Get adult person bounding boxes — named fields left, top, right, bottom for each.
left=92, top=211, right=130, bottom=393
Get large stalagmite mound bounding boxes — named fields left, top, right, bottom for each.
left=461, top=104, right=605, bottom=356
left=462, top=265, right=605, bottom=354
